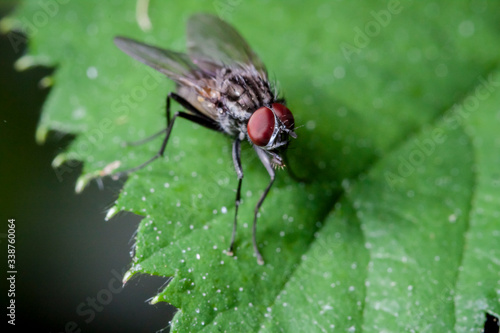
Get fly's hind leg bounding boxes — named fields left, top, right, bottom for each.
left=114, top=93, right=219, bottom=178
left=122, top=128, right=167, bottom=147
left=122, top=92, right=210, bottom=147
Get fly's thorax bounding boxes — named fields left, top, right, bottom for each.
left=209, top=66, right=274, bottom=137
left=218, top=66, right=274, bottom=113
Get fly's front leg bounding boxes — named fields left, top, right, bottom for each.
left=227, top=138, right=243, bottom=256
left=252, top=147, right=276, bottom=265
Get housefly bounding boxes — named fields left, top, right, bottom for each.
left=114, top=13, right=297, bottom=265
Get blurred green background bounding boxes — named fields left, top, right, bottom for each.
left=0, top=3, right=176, bottom=332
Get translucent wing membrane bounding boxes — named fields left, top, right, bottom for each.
left=114, top=36, right=202, bottom=84
left=186, top=14, right=267, bottom=76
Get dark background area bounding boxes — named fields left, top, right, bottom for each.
left=0, top=4, right=175, bottom=332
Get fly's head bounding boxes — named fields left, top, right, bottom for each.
left=247, top=103, right=297, bottom=167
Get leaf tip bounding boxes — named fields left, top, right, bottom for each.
left=14, top=55, right=36, bottom=71
left=75, top=174, right=92, bottom=193
left=105, top=206, right=119, bottom=221
left=14, top=54, right=53, bottom=71
left=52, top=153, right=67, bottom=168
left=35, top=125, right=49, bottom=144
left=150, top=294, right=162, bottom=304
left=122, top=269, right=137, bottom=284
left=0, top=17, right=15, bottom=34
left=39, top=76, right=54, bottom=89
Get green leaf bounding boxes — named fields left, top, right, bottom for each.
left=6, top=0, right=500, bottom=331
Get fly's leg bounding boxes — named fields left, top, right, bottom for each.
left=114, top=94, right=219, bottom=178
left=123, top=92, right=211, bottom=147
left=168, top=92, right=213, bottom=121
left=121, top=94, right=173, bottom=148
left=166, top=94, right=172, bottom=126
left=227, top=138, right=243, bottom=256
left=122, top=128, right=167, bottom=147
left=252, top=147, right=276, bottom=265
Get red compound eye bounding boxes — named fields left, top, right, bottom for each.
left=247, top=107, right=275, bottom=146
left=272, top=103, right=294, bottom=130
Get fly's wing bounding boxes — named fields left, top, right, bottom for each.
left=114, top=36, right=221, bottom=121
left=114, top=36, right=203, bottom=86
left=186, top=14, right=267, bottom=77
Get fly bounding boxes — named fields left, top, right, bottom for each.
left=114, top=13, right=297, bottom=265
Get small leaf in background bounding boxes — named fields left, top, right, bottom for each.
left=4, top=0, right=500, bottom=332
